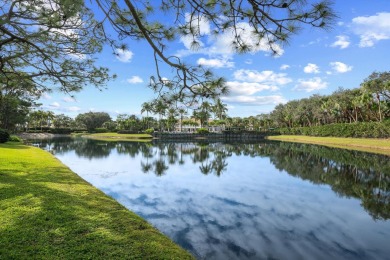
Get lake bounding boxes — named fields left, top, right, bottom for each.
left=32, top=137, right=390, bottom=260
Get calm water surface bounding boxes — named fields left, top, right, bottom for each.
left=34, top=138, right=390, bottom=260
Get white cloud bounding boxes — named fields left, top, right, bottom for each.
left=329, top=62, right=353, bottom=73
left=127, top=76, right=144, bottom=84
left=233, top=69, right=292, bottom=85
left=178, top=22, right=284, bottom=57
left=50, top=102, right=60, bottom=108
left=221, top=95, right=287, bottom=106
left=352, top=12, right=390, bottom=47
left=211, top=22, right=284, bottom=56
left=67, top=106, right=81, bottom=112
left=179, top=13, right=210, bottom=50
left=226, top=81, right=278, bottom=95
left=303, top=63, right=320, bottom=74
left=218, top=69, right=291, bottom=106
left=300, top=38, right=321, bottom=47
left=62, top=96, right=76, bottom=103
left=331, top=35, right=350, bottom=49
left=197, top=57, right=234, bottom=68
left=280, top=64, right=290, bottom=70
left=185, top=13, right=211, bottom=35
left=115, top=48, right=133, bottom=62
left=294, top=77, right=328, bottom=92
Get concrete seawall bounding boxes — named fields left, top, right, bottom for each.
left=152, top=132, right=267, bottom=141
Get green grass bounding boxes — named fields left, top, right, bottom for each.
left=0, top=142, right=193, bottom=259
left=267, top=135, right=390, bottom=156
left=83, top=133, right=153, bottom=142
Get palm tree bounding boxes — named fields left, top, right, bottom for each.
left=45, top=111, right=55, bottom=128
left=193, top=101, right=212, bottom=127
left=166, top=107, right=178, bottom=131
left=141, top=102, right=153, bottom=129
left=178, top=107, right=187, bottom=132
left=213, top=98, right=228, bottom=120
left=152, top=99, right=168, bottom=131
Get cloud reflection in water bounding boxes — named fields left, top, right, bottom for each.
left=41, top=140, right=390, bottom=260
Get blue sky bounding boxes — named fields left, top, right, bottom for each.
left=39, top=1, right=390, bottom=119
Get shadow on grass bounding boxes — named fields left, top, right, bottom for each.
left=0, top=142, right=30, bottom=149
left=0, top=167, right=193, bottom=259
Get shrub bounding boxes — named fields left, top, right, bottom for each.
left=275, top=122, right=390, bottom=138
left=197, top=128, right=209, bottom=134
left=94, top=128, right=108, bottom=133
left=50, top=128, right=72, bottom=134
left=9, top=135, right=22, bottom=142
left=0, top=129, right=10, bottom=143
left=144, top=128, right=154, bottom=134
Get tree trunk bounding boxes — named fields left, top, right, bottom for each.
left=377, top=93, right=382, bottom=122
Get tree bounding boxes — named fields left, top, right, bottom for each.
left=178, top=107, right=187, bottom=132
left=213, top=98, right=228, bottom=120
left=75, top=112, right=111, bottom=132
left=166, top=107, right=178, bottom=132
left=192, top=101, right=212, bottom=127
left=362, top=71, right=390, bottom=122
left=52, top=114, right=74, bottom=128
left=0, top=0, right=113, bottom=94
left=94, top=0, right=336, bottom=103
left=152, top=99, right=168, bottom=131
left=29, top=110, right=49, bottom=130
left=141, top=102, right=153, bottom=129
left=0, top=73, right=40, bottom=131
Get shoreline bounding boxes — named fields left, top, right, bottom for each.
left=266, top=135, right=390, bottom=156
left=0, top=141, right=193, bottom=259
left=17, top=132, right=70, bottom=139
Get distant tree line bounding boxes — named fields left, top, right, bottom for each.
left=2, top=71, right=389, bottom=137
left=269, top=71, right=390, bottom=128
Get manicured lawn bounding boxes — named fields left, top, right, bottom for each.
left=267, top=135, right=390, bottom=156
left=83, top=133, right=153, bottom=142
left=0, top=142, right=193, bottom=259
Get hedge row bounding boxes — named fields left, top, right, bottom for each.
left=277, top=122, right=390, bottom=138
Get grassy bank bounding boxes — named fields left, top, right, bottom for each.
left=82, top=132, right=153, bottom=142
left=266, top=135, right=390, bottom=156
left=0, top=142, right=193, bottom=259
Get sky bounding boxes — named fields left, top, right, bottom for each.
left=38, top=1, right=390, bottom=119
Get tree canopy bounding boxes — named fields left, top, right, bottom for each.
left=93, top=0, right=336, bottom=104
left=1, top=0, right=337, bottom=132
left=75, top=112, right=111, bottom=132
left=0, top=0, right=114, bottom=95
left=1, top=0, right=336, bottom=99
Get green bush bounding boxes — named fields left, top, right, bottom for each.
left=50, top=128, right=72, bottom=134
left=71, top=129, right=87, bottom=133
left=144, top=128, right=154, bottom=134
left=9, top=135, right=22, bottom=142
left=94, top=128, right=108, bottom=133
left=197, top=128, right=209, bottom=134
left=0, top=129, right=10, bottom=143
left=276, top=122, right=390, bottom=138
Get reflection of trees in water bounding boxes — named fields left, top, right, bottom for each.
left=259, top=142, right=390, bottom=220
left=30, top=137, right=115, bottom=159
left=33, top=138, right=389, bottom=220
